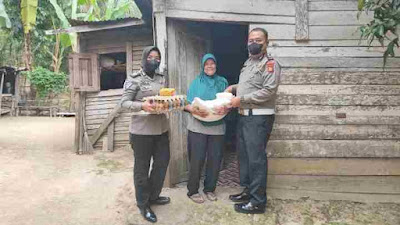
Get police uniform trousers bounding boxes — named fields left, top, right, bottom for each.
left=130, top=132, right=170, bottom=208
left=236, top=113, right=275, bottom=206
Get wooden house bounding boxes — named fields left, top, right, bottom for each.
left=67, top=0, right=400, bottom=202
left=0, top=66, right=23, bottom=116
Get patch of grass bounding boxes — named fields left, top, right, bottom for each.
left=96, top=159, right=124, bottom=172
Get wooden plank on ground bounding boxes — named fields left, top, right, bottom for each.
left=268, top=158, right=400, bottom=176
left=268, top=140, right=400, bottom=158
left=280, top=69, right=400, bottom=85
left=267, top=175, right=400, bottom=194
left=271, top=124, right=400, bottom=140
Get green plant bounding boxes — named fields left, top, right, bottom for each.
left=358, top=0, right=400, bottom=66
left=23, top=66, right=67, bottom=99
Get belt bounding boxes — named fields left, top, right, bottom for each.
left=239, top=108, right=275, bottom=116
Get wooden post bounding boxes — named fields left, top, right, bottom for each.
left=0, top=71, right=4, bottom=117
left=295, top=0, right=309, bottom=41
left=153, top=0, right=173, bottom=187
left=153, top=0, right=168, bottom=74
left=126, top=42, right=133, bottom=76
left=75, top=92, right=84, bottom=153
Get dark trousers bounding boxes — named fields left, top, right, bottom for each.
left=130, top=132, right=170, bottom=208
left=237, top=114, right=275, bottom=206
left=187, top=131, right=224, bottom=196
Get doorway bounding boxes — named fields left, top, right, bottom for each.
left=167, top=19, right=248, bottom=185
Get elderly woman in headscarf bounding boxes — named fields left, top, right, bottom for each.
left=120, top=46, right=170, bottom=223
left=184, top=53, right=229, bottom=203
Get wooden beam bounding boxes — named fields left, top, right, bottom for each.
left=89, top=104, right=121, bottom=145
left=126, top=42, right=133, bottom=75
left=166, top=10, right=295, bottom=24
left=154, top=3, right=167, bottom=73
left=295, top=0, right=309, bottom=41
left=45, top=19, right=145, bottom=35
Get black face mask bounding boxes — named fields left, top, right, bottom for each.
left=248, top=42, right=263, bottom=55
left=144, top=59, right=160, bottom=74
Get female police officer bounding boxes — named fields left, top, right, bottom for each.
left=121, top=46, right=170, bottom=223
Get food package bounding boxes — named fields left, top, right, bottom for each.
left=191, top=92, right=234, bottom=122
left=159, top=88, right=176, bottom=96
left=139, top=95, right=187, bottom=114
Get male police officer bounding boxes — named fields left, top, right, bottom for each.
left=226, top=28, right=281, bottom=214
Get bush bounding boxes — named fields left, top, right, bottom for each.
left=22, top=67, right=67, bottom=99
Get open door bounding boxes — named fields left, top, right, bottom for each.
left=167, top=19, right=212, bottom=184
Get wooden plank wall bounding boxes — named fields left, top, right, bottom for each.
left=253, top=0, right=400, bottom=202
left=164, top=0, right=400, bottom=202
left=81, top=29, right=153, bottom=150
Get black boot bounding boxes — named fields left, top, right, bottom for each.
left=229, top=190, right=250, bottom=202
left=234, top=202, right=265, bottom=214
left=149, top=196, right=171, bottom=205
left=139, top=206, right=157, bottom=223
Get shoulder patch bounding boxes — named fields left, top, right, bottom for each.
left=266, top=60, right=275, bottom=73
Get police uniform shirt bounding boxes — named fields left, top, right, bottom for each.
left=121, top=70, right=169, bottom=135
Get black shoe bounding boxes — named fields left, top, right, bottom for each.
left=234, top=202, right=265, bottom=214
left=149, top=196, right=171, bottom=205
left=229, top=191, right=250, bottom=202
left=139, top=206, right=157, bottom=223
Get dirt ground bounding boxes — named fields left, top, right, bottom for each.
left=0, top=117, right=399, bottom=225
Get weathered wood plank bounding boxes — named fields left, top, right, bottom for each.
left=276, top=105, right=400, bottom=116
left=86, top=89, right=123, bottom=98
left=270, top=39, right=391, bottom=47
left=280, top=69, right=400, bottom=85
left=277, top=57, right=400, bottom=68
left=86, top=96, right=121, bottom=102
left=309, top=11, right=373, bottom=26
left=86, top=112, right=131, bottom=120
left=252, top=25, right=364, bottom=40
left=166, top=0, right=295, bottom=16
left=268, top=140, right=400, bottom=158
left=271, top=124, right=400, bottom=140
left=268, top=158, right=400, bottom=175
left=250, top=24, right=295, bottom=40
left=269, top=46, right=400, bottom=58
left=107, top=121, right=114, bottom=151
left=275, top=114, right=400, bottom=125
left=295, top=0, right=309, bottom=40
left=267, top=175, right=400, bottom=194
left=89, top=104, right=122, bottom=145
left=309, top=1, right=358, bottom=11
left=166, top=10, right=295, bottom=24
left=86, top=103, right=118, bottom=110
left=268, top=188, right=400, bottom=203
left=277, top=94, right=400, bottom=106
left=278, top=85, right=400, bottom=95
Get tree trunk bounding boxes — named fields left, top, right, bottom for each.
left=23, top=32, right=32, bottom=71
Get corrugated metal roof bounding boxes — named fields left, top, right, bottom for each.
left=68, top=17, right=142, bottom=26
